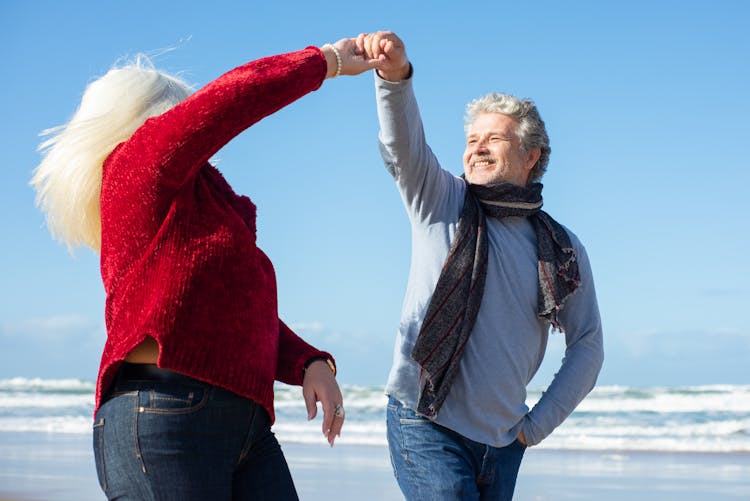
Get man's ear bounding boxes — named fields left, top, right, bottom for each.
left=525, top=148, right=542, bottom=172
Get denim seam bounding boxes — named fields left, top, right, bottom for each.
left=236, top=400, right=260, bottom=467
left=138, top=386, right=211, bottom=415
left=149, top=391, right=195, bottom=403
left=399, top=418, right=429, bottom=425
left=93, top=417, right=107, bottom=492
left=477, top=444, right=495, bottom=486
left=133, top=393, right=147, bottom=475
left=396, top=405, right=412, bottom=467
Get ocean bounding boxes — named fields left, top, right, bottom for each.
left=2, top=378, right=749, bottom=453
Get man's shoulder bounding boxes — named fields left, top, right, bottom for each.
left=561, top=223, right=586, bottom=249
left=552, top=221, right=594, bottom=267
left=539, top=212, right=582, bottom=245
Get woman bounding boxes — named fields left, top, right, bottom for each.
left=31, top=38, right=381, bottom=499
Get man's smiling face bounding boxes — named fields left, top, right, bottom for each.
left=463, top=113, right=538, bottom=186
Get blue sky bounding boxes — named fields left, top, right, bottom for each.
left=1, top=1, right=748, bottom=388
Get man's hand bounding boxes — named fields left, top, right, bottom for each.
left=518, top=430, right=527, bottom=446
left=302, top=360, right=344, bottom=446
left=321, top=38, right=382, bottom=79
left=355, top=31, right=410, bottom=82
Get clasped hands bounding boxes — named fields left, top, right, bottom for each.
left=307, top=30, right=410, bottom=449
left=322, top=30, right=410, bottom=81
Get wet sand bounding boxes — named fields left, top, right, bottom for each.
left=2, top=431, right=749, bottom=500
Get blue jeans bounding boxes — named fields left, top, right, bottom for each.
left=93, top=364, right=298, bottom=500
left=387, top=397, right=526, bottom=501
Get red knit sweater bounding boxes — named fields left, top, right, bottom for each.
left=96, top=47, right=333, bottom=422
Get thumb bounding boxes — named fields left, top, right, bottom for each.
left=368, top=56, right=386, bottom=70
left=343, top=55, right=384, bottom=77
left=303, top=386, right=318, bottom=421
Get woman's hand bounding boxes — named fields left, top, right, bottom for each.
left=302, top=360, right=344, bottom=446
left=355, top=31, right=410, bottom=82
left=321, top=38, right=382, bottom=78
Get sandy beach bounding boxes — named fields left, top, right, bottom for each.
left=2, top=431, right=749, bottom=500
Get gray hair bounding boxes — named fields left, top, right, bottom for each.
left=464, top=93, right=551, bottom=183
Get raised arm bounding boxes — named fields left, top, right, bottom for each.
left=119, top=40, right=381, bottom=193
left=101, top=41, right=381, bottom=254
left=360, top=31, right=462, bottom=223
left=109, top=48, right=324, bottom=194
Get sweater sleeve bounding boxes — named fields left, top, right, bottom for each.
left=375, top=72, right=463, bottom=224
left=275, top=319, right=335, bottom=386
left=522, top=241, right=605, bottom=446
left=102, top=47, right=327, bottom=240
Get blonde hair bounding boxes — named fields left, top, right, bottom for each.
left=31, top=55, right=193, bottom=252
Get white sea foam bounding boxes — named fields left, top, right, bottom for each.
left=0, top=392, right=93, bottom=409
left=0, top=415, right=92, bottom=434
left=273, top=421, right=388, bottom=446
left=1, top=380, right=748, bottom=453
left=572, top=385, right=750, bottom=413
left=0, top=377, right=95, bottom=392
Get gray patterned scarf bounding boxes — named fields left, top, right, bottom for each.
left=411, top=181, right=580, bottom=418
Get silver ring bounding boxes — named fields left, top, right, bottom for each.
left=334, top=404, right=345, bottom=418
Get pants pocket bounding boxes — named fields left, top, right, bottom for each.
left=391, top=398, right=432, bottom=426
left=138, top=382, right=210, bottom=415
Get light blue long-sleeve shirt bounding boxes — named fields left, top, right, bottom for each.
left=376, top=72, right=604, bottom=447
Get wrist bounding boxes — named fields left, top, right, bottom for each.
left=377, top=62, right=412, bottom=82
left=304, top=356, right=336, bottom=377
left=321, top=44, right=342, bottom=79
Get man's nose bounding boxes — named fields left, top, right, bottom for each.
left=472, top=137, right=489, bottom=153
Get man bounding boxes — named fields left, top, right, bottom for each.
left=357, top=32, right=604, bottom=500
